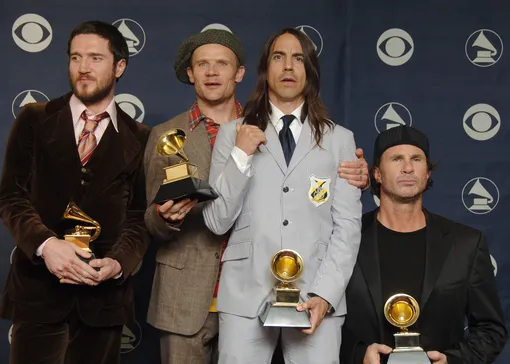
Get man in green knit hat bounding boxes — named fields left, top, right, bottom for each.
left=143, top=27, right=369, bottom=364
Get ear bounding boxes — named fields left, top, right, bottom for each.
left=235, top=66, right=246, bottom=83
left=186, top=67, right=195, bottom=84
left=373, top=167, right=382, bottom=183
left=115, top=59, right=127, bottom=79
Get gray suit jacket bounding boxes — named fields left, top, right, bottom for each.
left=144, top=112, right=224, bottom=335
left=203, top=118, right=362, bottom=318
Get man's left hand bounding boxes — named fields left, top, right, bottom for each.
left=338, top=148, right=369, bottom=190
left=296, top=296, right=329, bottom=335
left=88, top=258, right=122, bottom=282
left=427, top=351, right=448, bottom=364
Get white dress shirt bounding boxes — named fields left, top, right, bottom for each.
left=231, top=101, right=305, bottom=174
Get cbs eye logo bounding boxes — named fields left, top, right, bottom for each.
left=12, top=14, right=52, bottom=52
left=115, top=94, right=145, bottom=123
left=463, top=104, right=500, bottom=141
left=377, top=28, right=414, bottom=66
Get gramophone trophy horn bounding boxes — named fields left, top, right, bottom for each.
left=258, top=249, right=311, bottom=328
left=62, top=201, right=101, bottom=264
left=384, top=293, right=430, bottom=364
left=152, top=128, right=217, bottom=204
left=156, top=129, right=198, bottom=183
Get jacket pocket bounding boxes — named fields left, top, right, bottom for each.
left=155, top=249, right=188, bottom=270
left=221, top=241, right=252, bottom=262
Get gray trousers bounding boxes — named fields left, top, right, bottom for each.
left=218, top=312, right=345, bottom=364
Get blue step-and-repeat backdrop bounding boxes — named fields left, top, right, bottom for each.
left=1, top=0, right=508, bottom=362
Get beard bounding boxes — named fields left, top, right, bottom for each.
left=70, top=73, right=116, bottom=106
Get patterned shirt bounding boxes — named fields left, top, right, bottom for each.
left=188, top=100, right=243, bottom=148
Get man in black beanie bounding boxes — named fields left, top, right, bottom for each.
left=340, top=126, right=507, bottom=364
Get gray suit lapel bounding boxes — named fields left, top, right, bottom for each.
left=261, top=123, right=287, bottom=174
left=287, top=119, right=314, bottom=175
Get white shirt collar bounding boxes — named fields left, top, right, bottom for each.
left=69, top=94, right=118, bottom=132
left=269, top=101, right=304, bottom=128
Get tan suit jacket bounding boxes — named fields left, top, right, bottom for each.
left=144, top=112, right=224, bottom=335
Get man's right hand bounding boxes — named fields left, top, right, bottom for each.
left=157, top=198, right=198, bottom=222
left=235, top=124, right=266, bottom=156
left=363, top=343, right=392, bottom=364
left=42, top=238, right=100, bottom=285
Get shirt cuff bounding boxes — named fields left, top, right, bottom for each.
left=113, top=271, right=123, bottom=279
left=37, top=237, right=57, bottom=257
left=231, top=146, right=253, bottom=176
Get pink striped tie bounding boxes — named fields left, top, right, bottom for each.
left=77, top=110, right=109, bottom=165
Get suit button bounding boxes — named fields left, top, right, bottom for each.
left=215, top=252, right=220, bottom=259
left=81, top=179, right=85, bottom=185
left=283, top=186, right=289, bottom=193
left=283, top=220, right=289, bottom=226
left=81, top=167, right=87, bottom=173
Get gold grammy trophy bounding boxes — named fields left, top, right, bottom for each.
left=152, top=128, right=217, bottom=204
left=62, top=201, right=101, bottom=267
left=258, top=250, right=311, bottom=328
left=384, top=294, right=430, bottom=364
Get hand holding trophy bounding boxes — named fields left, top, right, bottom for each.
left=258, top=249, right=311, bottom=328
left=152, top=128, right=217, bottom=204
left=384, top=293, right=430, bottom=364
left=62, top=201, right=101, bottom=270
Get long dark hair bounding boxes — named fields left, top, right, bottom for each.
left=243, top=28, right=332, bottom=146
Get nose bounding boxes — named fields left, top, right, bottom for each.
left=401, top=159, right=414, bottom=174
left=205, top=63, right=218, bottom=76
left=284, top=56, right=293, bottom=71
left=78, top=59, right=90, bottom=73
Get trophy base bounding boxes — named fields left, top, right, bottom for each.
left=258, top=301, right=311, bottom=328
left=152, top=176, right=218, bottom=204
left=387, top=351, right=430, bottom=364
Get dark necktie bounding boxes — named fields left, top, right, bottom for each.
left=279, top=115, right=296, bottom=166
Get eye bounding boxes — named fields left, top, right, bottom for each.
left=12, top=14, right=53, bottom=52
left=463, top=104, right=500, bottom=141
left=115, top=94, right=145, bottom=123
left=273, top=54, right=283, bottom=60
left=295, top=56, right=304, bottom=62
left=377, top=29, right=414, bottom=66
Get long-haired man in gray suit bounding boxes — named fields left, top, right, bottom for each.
left=203, top=28, right=363, bottom=364
left=144, top=27, right=369, bottom=364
